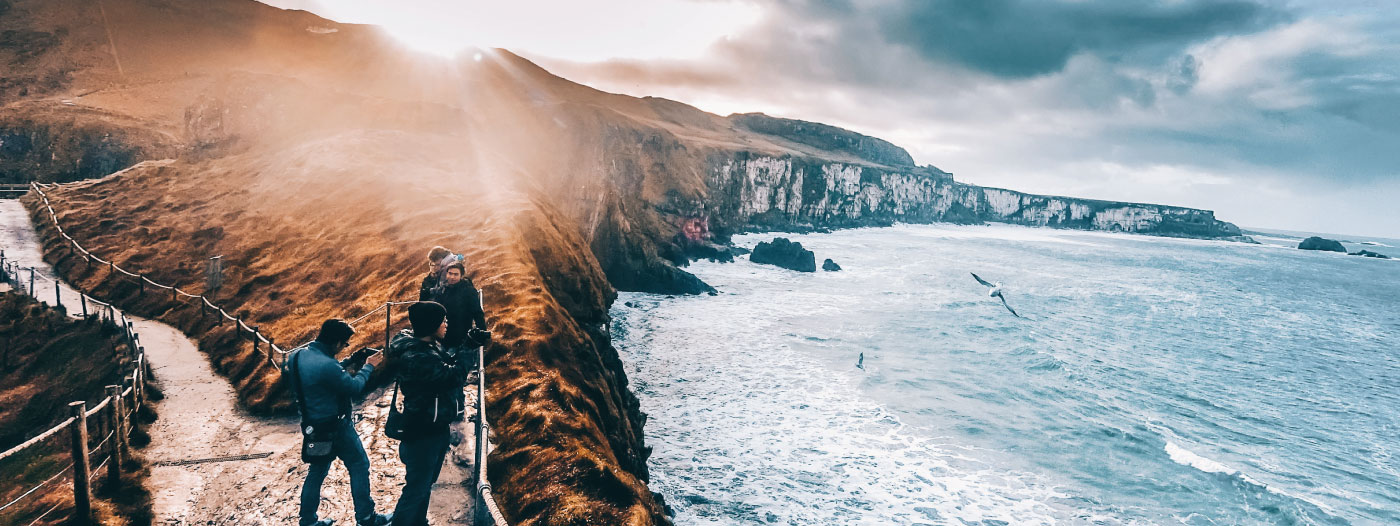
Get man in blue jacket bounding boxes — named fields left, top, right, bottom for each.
left=287, top=319, right=391, bottom=526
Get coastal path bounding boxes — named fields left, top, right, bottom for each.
left=2, top=189, right=501, bottom=525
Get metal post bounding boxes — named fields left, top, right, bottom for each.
left=474, top=342, right=489, bottom=525
left=30, top=268, right=35, bottom=296
left=81, top=293, right=88, bottom=317
left=200, top=296, right=206, bottom=318
left=69, top=401, right=93, bottom=525
left=252, top=327, right=259, bottom=355
left=105, top=386, right=125, bottom=491
left=138, top=275, right=144, bottom=297
left=385, top=304, right=392, bottom=351
left=55, top=280, right=62, bottom=307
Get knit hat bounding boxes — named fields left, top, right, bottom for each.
left=409, top=301, right=447, bottom=337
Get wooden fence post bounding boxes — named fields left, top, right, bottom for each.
left=69, top=401, right=93, bottom=524
left=106, top=385, right=125, bottom=491
left=133, top=355, right=144, bottom=410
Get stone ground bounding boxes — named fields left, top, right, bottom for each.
left=1, top=199, right=478, bottom=525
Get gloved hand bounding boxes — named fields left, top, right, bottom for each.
left=467, top=327, right=492, bottom=346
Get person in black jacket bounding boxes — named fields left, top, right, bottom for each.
left=386, top=302, right=467, bottom=526
left=430, top=262, right=487, bottom=357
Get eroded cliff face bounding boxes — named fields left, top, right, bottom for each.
left=676, top=152, right=1244, bottom=241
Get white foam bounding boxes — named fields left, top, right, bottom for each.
left=614, top=294, right=1074, bottom=525
left=1165, top=441, right=1237, bottom=475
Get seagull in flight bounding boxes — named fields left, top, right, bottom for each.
left=971, top=273, right=1020, bottom=318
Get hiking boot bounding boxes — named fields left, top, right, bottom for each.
left=357, top=512, right=392, bottom=526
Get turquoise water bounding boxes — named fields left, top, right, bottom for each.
left=611, top=224, right=1400, bottom=525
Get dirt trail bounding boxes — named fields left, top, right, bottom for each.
left=1, top=199, right=476, bottom=525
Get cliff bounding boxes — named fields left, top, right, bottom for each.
left=0, top=0, right=1249, bottom=523
left=701, top=153, right=1244, bottom=238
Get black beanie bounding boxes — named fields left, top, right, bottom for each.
left=409, top=301, right=447, bottom=337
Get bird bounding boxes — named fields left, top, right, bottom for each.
left=971, top=272, right=1020, bottom=318
left=856, top=352, right=865, bottom=370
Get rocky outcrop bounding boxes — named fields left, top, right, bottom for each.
left=1350, top=250, right=1390, bottom=259
left=822, top=258, right=841, bottom=271
left=750, top=237, right=816, bottom=272
left=1299, top=236, right=1346, bottom=252
left=0, top=104, right=180, bottom=184
left=698, top=152, right=1244, bottom=240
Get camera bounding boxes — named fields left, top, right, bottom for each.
left=349, top=346, right=380, bottom=363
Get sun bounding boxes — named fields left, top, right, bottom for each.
left=262, top=0, right=762, bottom=62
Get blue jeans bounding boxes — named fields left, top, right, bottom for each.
left=300, top=418, right=376, bottom=526
left=391, top=427, right=451, bottom=526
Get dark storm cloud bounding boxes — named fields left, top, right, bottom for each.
left=874, top=0, right=1287, bottom=78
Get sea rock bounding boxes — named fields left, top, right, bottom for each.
left=1298, top=236, right=1346, bottom=252
left=750, top=237, right=816, bottom=272
left=1349, top=250, right=1391, bottom=259
left=822, top=258, right=841, bottom=271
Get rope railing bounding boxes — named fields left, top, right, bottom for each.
left=1, top=243, right=150, bottom=525
left=17, top=182, right=512, bottom=525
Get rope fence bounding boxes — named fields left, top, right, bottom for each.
left=0, top=252, right=149, bottom=526
left=12, top=183, right=511, bottom=525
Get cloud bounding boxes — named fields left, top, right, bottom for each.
left=521, top=1, right=1400, bottom=235
left=874, top=0, right=1286, bottom=78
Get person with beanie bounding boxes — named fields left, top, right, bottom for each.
left=386, top=302, right=468, bottom=526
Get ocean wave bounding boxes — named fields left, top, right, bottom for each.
left=1165, top=441, right=1238, bottom=476
left=1163, top=441, right=1347, bottom=525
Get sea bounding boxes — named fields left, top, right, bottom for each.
left=610, top=224, right=1400, bottom=526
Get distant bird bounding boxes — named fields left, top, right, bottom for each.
left=971, top=272, right=1020, bottom=318
left=856, top=352, right=865, bottom=370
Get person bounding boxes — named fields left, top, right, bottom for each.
left=286, top=319, right=391, bottom=526
left=386, top=302, right=470, bottom=526
left=417, top=246, right=462, bottom=301
left=429, top=262, right=488, bottom=359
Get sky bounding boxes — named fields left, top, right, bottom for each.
left=259, top=0, right=1399, bottom=238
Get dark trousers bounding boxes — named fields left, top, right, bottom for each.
left=300, top=418, right=376, bottom=526
left=391, top=427, right=451, bottom=526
